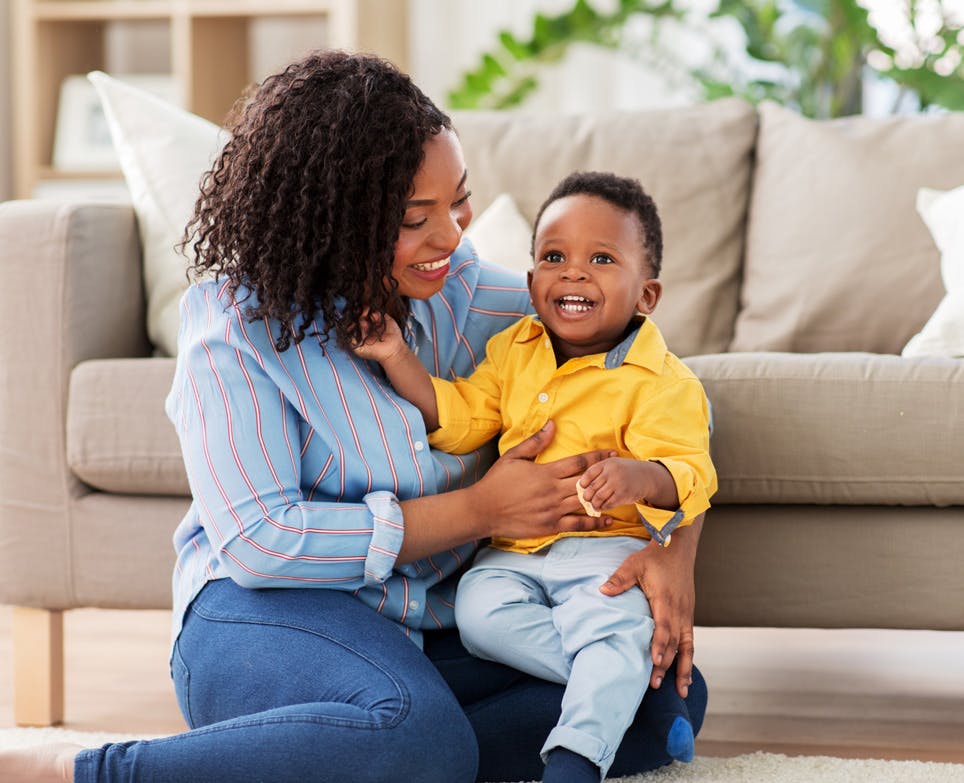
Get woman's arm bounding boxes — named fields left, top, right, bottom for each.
left=599, top=513, right=704, bottom=698
left=398, top=420, right=613, bottom=562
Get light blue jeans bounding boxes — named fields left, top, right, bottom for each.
left=455, top=536, right=654, bottom=778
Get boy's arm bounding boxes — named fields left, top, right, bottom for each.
left=628, top=378, right=717, bottom=541
left=351, top=313, right=439, bottom=431
left=380, top=347, right=439, bottom=431
left=579, top=376, right=716, bottom=543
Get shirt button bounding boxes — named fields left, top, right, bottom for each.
left=538, top=392, right=549, bottom=403
left=414, top=441, right=425, bottom=451
left=544, top=338, right=551, bottom=349
left=409, top=600, right=420, bottom=610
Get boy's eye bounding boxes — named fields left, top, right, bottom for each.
left=591, top=254, right=614, bottom=265
left=543, top=251, right=564, bottom=263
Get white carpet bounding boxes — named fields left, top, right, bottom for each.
left=2, top=728, right=964, bottom=782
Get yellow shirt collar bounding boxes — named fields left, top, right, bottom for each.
left=518, top=315, right=667, bottom=374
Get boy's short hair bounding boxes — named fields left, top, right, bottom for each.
left=532, top=171, right=663, bottom=276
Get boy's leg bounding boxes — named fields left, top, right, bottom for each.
left=454, top=546, right=572, bottom=685
left=424, top=630, right=708, bottom=783
left=540, top=537, right=663, bottom=779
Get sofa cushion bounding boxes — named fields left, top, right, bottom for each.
left=452, top=98, right=757, bottom=358
left=732, top=101, right=964, bottom=354
left=463, top=193, right=533, bottom=276
left=684, top=352, right=964, bottom=505
left=67, top=358, right=187, bottom=496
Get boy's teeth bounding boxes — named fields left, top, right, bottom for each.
left=413, top=258, right=449, bottom=271
left=558, top=295, right=593, bottom=312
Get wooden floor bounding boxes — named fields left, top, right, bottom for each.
left=1, top=606, right=963, bottom=762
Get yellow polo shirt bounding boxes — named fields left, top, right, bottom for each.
left=428, top=315, right=717, bottom=553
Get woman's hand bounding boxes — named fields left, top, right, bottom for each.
left=599, top=514, right=705, bottom=698
left=396, top=421, right=612, bottom=564
left=470, top=421, right=615, bottom=541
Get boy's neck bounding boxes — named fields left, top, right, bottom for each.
left=547, top=316, right=644, bottom=366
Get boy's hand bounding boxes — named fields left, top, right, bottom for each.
left=350, top=310, right=406, bottom=364
left=577, top=456, right=650, bottom=513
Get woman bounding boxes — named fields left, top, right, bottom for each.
left=2, top=51, right=706, bottom=783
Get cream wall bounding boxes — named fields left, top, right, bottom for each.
left=0, top=1, right=12, bottom=203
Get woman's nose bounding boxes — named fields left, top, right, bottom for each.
left=434, top=212, right=463, bottom=249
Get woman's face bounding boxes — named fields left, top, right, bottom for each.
left=391, top=129, right=473, bottom=301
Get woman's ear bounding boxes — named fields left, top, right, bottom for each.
left=636, top=278, right=662, bottom=315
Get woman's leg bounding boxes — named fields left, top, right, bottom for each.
left=73, top=579, right=478, bottom=783
left=425, top=630, right=707, bottom=783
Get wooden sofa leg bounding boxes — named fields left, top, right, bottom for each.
left=12, top=607, right=64, bottom=726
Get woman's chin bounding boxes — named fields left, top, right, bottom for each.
left=398, top=271, right=448, bottom=300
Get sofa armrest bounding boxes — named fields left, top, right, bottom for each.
left=0, top=200, right=151, bottom=608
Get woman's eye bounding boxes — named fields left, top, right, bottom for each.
left=591, top=254, right=614, bottom=265
left=543, top=251, right=564, bottom=264
left=402, top=217, right=427, bottom=229
left=453, top=190, right=472, bottom=208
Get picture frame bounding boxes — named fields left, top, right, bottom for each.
left=52, top=74, right=181, bottom=171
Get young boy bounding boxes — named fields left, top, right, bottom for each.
left=354, top=171, right=716, bottom=783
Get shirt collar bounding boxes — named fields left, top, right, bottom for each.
left=518, top=315, right=667, bottom=373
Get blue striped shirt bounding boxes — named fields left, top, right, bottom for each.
left=166, top=241, right=531, bottom=646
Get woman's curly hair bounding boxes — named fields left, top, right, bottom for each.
left=183, top=50, right=452, bottom=351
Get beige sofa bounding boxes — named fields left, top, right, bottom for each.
left=2, top=98, right=963, bottom=727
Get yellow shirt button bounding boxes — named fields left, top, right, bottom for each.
left=538, top=392, right=549, bottom=403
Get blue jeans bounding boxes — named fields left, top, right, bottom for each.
left=74, top=578, right=707, bottom=782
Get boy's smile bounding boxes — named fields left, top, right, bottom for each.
left=529, top=193, right=661, bottom=362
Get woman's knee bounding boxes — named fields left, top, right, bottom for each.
left=399, top=694, right=479, bottom=783
left=685, top=664, right=709, bottom=735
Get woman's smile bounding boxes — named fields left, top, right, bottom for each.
left=410, top=255, right=451, bottom=277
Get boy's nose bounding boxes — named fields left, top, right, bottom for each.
left=560, top=264, right=589, bottom=280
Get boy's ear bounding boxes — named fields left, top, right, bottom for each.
left=526, top=269, right=534, bottom=292
left=636, top=279, right=662, bottom=315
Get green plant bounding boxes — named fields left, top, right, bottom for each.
left=447, top=0, right=964, bottom=117
left=447, top=0, right=685, bottom=110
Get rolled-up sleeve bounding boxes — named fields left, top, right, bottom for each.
left=363, top=491, right=406, bottom=586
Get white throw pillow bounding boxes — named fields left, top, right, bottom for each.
left=902, top=186, right=964, bottom=358
left=464, top=193, right=533, bottom=276
left=88, top=71, right=227, bottom=357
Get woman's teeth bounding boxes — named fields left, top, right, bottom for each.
left=558, top=295, right=594, bottom=312
left=413, top=258, right=449, bottom=272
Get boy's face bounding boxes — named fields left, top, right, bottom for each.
left=528, top=193, right=662, bottom=361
